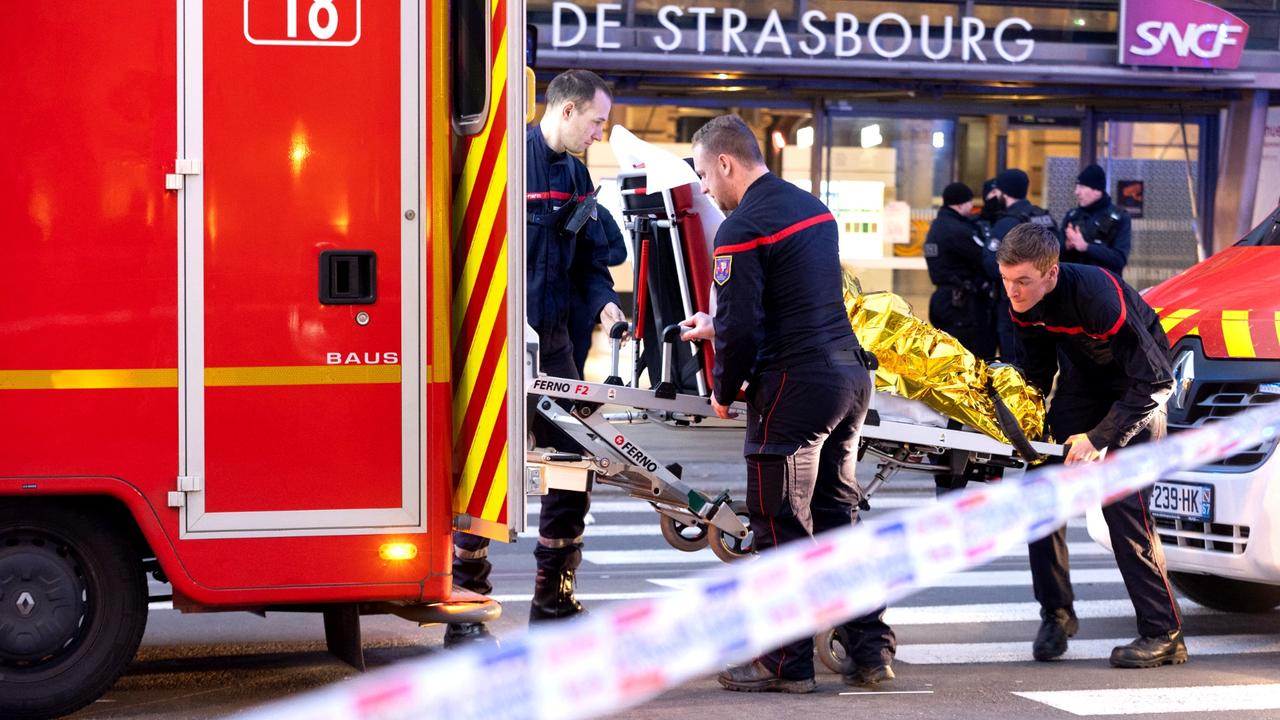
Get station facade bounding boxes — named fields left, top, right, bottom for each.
left=530, top=0, right=1280, bottom=304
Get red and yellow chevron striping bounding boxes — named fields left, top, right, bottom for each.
left=451, top=0, right=512, bottom=541
left=1157, top=307, right=1280, bottom=360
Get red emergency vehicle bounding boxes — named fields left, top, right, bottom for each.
left=0, top=2, right=526, bottom=717
left=1086, top=204, right=1280, bottom=612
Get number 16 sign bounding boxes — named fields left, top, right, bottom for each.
left=244, top=0, right=362, bottom=47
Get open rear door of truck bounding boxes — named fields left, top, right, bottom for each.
left=449, top=0, right=529, bottom=542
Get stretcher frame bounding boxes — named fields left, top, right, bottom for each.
left=525, top=325, right=1064, bottom=561
left=524, top=176, right=1062, bottom=560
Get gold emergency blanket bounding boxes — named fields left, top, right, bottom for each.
left=843, top=281, right=1047, bottom=447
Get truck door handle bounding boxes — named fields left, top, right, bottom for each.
left=320, top=250, right=376, bottom=304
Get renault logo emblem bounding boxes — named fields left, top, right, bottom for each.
left=1171, top=349, right=1195, bottom=411
left=15, top=591, right=35, bottom=617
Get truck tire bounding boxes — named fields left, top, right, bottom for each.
left=1169, top=571, right=1280, bottom=613
left=0, top=503, right=148, bottom=719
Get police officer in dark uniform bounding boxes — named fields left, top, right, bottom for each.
left=989, top=168, right=1056, bottom=366
left=997, top=223, right=1185, bottom=669
left=679, top=115, right=895, bottom=693
left=447, top=69, right=625, bottom=647
left=990, top=168, right=1056, bottom=241
left=976, top=177, right=1001, bottom=241
left=924, top=181, right=997, bottom=360
left=1060, top=163, right=1131, bottom=275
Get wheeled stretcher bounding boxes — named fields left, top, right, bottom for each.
left=524, top=166, right=1062, bottom=563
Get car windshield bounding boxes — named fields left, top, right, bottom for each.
left=1236, top=205, right=1280, bottom=247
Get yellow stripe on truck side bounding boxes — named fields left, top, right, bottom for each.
left=0, top=368, right=178, bottom=390
left=0, top=366, right=400, bottom=390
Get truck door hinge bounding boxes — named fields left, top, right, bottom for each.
left=165, top=158, right=203, bottom=191
left=168, top=475, right=203, bottom=507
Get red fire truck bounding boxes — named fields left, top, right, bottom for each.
left=0, top=2, right=526, bottom=717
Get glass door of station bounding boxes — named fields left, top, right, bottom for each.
left=799, top=111, right=1209, bottom=304
left=801, top=113, right=1084, bottom=310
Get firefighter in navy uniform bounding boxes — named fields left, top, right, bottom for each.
left=447, top=69, right=625, bottom=647
left=924, top=181, right=997, bottom=360
left=989, top=168, right=1056, bottom=366
left=679, top=115, right=895, bottom=693
left=997, top=223, right=1185, bottom=668
left=1060, top=163, right=1132, bottom=275
left=569, top=208, right=629, bottom=375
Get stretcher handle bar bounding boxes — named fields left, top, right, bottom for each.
left=655, top=324, right=682, bottom=400
left=605, top=321, right=629, bottom=386
left=659, top=193, right=706, bottom=398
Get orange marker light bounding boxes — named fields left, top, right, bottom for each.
left=379, top=543, right=418, bottom=561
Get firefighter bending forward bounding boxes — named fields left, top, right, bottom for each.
left=447, top=70, right=625, bottom=646
left=998, top=223, right=1185, bottom=667
left=679, top=115, right=895, bottom=693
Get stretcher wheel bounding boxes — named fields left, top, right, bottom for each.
left=708, top=501, right=754, bottom=563
left=658, top=514, right=709, bottom=552
left=815, top=627, right=846, bottom=674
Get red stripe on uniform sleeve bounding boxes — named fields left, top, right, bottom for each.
left=1097, top=269, right=1127, bottom=339
left=716, top=211, right=835, bottom=254
left=526, top=191, right=573, bottom=201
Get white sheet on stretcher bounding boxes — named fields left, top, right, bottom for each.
left=609, top=125, right=724, bottom=260
left=871, top=392, right=949, bottom=428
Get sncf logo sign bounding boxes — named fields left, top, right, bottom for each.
left=1120, top=0, right=1249, bottom=70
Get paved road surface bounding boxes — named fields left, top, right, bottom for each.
left=70, top=420, right=1280, bottom=719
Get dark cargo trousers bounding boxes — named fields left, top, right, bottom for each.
left=453, top=325, right=590, bottom=594
left=1029, top=376, right=1182, bottom=637
left=743, top=356, right=896, bottom=680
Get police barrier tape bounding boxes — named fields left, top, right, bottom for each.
left=233, top=402, right=1280, bottom=720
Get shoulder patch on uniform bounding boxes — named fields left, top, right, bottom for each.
left=713, top=255, right=732, bottom=285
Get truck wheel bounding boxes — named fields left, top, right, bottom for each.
left=0, top=504, right=148, bottom=720
left=1169, top=571, right=1280, bottom=613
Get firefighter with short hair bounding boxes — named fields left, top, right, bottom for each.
left=680, top=114, right=895, bottom=693
left=447, top=68, right=624, bottom=647
left=997, top=223, right=1185, bottom=668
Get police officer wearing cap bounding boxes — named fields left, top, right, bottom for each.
left=989, top=168, right=1056, bottom=365
left=924, top=181, right=998, bottom=360
left=447, top=69, right=624, bottom=647
left=990, top=168, right=1056, bottom=241
left=1061, top=164, right=1131, bottom=275
left=679, top=114, right=895, bottom=694
left=997, top=223, right=1185, bottom=669
left=976, top=177, right=1002, bottom=240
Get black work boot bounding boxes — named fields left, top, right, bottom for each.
left=1033, top=606, right=1079, bottom=661
left=443, top=622, right=496, bottom=649
left=1110, top=629, right=1188, bottom=668
left=718, top=660, right=816, bottom=694
left=529, top=554, right=585, bottom=623
left=844, top=663, right=895, bottom=687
